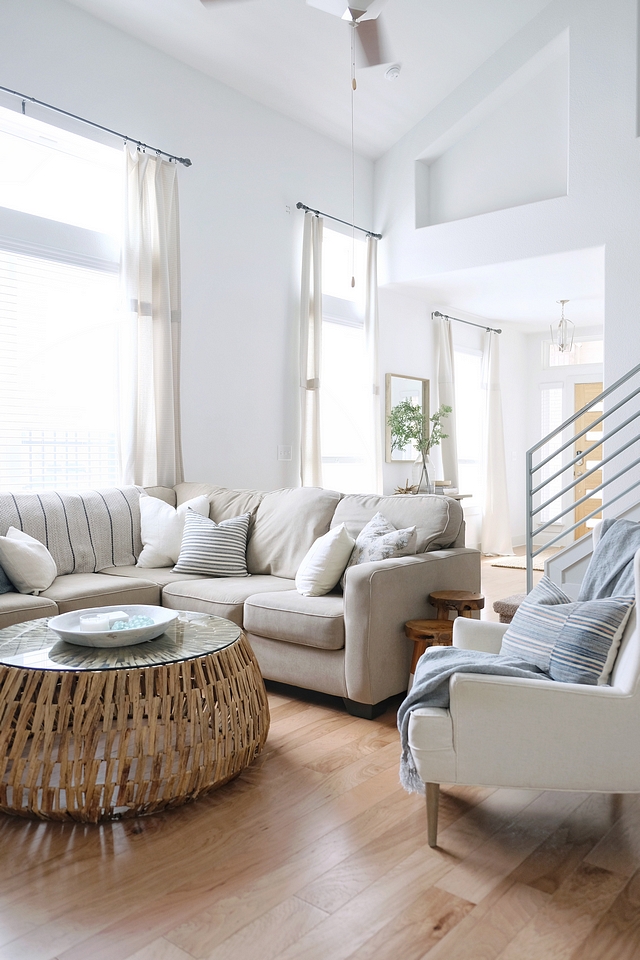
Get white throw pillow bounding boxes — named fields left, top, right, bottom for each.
left=137, top=495, right=210, bottom=568
left=295, top=524, right=356, bottom=597
left=0, top=527, right=57, bottom=595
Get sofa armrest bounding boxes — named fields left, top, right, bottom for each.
left=343, top=547, right=481, bottom=704
left=453, top=617, right=507, bottom=654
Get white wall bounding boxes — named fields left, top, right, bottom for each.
left=374, top=0, right=640, bottom=390
left=419, top=41, right=568, bottom=226
left=377, top=288, right=436, bottom=495
left=0, top=0, right=373, bottom=490
left=374, top=0, right=639, bottom=535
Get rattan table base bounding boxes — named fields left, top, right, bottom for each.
left=0, top=624, right=269, bottom=823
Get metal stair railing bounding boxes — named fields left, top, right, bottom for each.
left=526, top=362, right=640, bottom=593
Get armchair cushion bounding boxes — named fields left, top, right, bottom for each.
left=500, top=576, right=634, bottom=685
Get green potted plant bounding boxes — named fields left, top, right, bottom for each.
left=387, top=402, right=452, bottom=494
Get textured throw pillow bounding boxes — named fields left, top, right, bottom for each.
left=0, top=527, right=57, bottom=595
left=500, top=575, right=634, bottom=685
left=137, top=494, right=210, bottom=568
left=174, top=510, right=251, bottom=577
left=295, top=524, right=356, bottom=597
left=341, top=512, right=417, bottom=588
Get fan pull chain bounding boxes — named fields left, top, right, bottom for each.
left=350, top=19, right=356, bottom=289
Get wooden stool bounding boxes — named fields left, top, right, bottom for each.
left=404, top=619, right=454, bottom=683
left=428, top=590, right=485, bottom=620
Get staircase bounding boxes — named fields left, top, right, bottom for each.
left=526, top=362, right=640, bottom=595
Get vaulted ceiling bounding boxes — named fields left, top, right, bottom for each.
left=64, top=0, right=554, bottom=158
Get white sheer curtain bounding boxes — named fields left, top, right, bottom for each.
left=481, top=330, right=514, bottom=555
left=365, top=235, right=383, bottom=494
left=436, top=315, right=459, bottom=489
left=299, top=211, right=323, bottom=486
left=120, top=148, right=184, bottom=487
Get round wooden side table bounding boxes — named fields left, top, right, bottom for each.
left=428, top=590, right=485, bottom=620
left=0, top=612, right=270, bottom=823
left=404, top=619, right=454, bottom=686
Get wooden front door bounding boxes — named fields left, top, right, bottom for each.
left=574, top=382, right=603, bottom=540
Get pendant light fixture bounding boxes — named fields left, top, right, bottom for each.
left=550, top=299, right=575, bottom=353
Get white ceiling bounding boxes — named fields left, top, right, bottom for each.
left=64, top=0, right=554, bottom=158
left=388, top=247, right=606, bottom=331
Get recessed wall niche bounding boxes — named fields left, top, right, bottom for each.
left=415, top=32, right=569, bottom=228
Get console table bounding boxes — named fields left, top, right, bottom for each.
left=0, top=612, right=270, bottom=822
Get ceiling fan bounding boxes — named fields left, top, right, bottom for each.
left=200, top=0, right=392, bottom=67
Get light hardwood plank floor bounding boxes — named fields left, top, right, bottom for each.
left=0, top=560, right=637, bottom=960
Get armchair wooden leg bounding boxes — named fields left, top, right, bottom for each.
left=426, top=782, right=440, bottom=848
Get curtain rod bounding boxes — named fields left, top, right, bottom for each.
left=296, top=202, right=381, bottom=239
left=433, top=310, right=502, bottom=334
left=0, top=83, right=192, bottom=167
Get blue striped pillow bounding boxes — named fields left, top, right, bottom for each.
left=173, top=510, right=250, bottom=578
left=500, top=576, right=634, bottom=685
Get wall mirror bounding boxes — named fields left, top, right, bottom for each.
left=385, top=374, right=430, bottom=462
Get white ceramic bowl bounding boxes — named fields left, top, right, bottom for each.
left=48, top=605, right=179, bottom=648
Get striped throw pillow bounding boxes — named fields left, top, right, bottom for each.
left=500, top=576, right=634, bottom=685
left=173, top=510, right=250, bottom=578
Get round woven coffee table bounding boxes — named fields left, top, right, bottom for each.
left=0, top=612, right=270, bottom=823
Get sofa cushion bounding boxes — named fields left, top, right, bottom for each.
left=162, top=575, right=294, bottom=626
left=102, top=565, right=204, bottom=587
left=247, top=487, right=342, bottom=579
left=144, top=486, right=176, bottom=506
left=0, top=592, right=58, bottom=631
left=137, top=494, right=210, bottom=567
left=331, top=494, right=463, bottom=553
left=174, top=483, right=264, bottom=522
left=0, top=486, right=143, bottom=574
left=41, top=573, right=160, bottom=613
left=174, top=511, right=251, bottom=577
left=244, top=591, right=345, bottom=650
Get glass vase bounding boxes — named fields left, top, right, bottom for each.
left=412, top=453, right=434, bottom=495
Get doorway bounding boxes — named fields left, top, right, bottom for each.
left=574, top=382, right=603, bottom=540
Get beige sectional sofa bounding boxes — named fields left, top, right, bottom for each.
left=0, top=482, right=480, bottom=718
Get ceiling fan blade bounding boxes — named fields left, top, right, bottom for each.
left=355, top=17, right=389, bottom=66
left=306, top=0, right=350, bottom=16
left=359, top=0, right=388, bottom=18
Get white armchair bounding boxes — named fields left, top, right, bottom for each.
left=407, top=549, right=640, bottom=847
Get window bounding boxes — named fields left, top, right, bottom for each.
left=454, top=349, right=483, bottom=503
left=548, top=339, right=603, bottom=367
left=0, top=105, right=123, bottom=492
left=319, top=228, right=374, bottom=494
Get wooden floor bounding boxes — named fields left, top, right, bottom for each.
left=1, top=558, right=638, bottom=960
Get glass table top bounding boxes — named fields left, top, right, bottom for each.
left=0, top=612, right=241, bottom=672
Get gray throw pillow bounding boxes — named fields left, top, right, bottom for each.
left=173, top=510, right=250, bottom=578
left=341, top=512, right=417, bottom=588
left=500, top=576, right=634, bottom=685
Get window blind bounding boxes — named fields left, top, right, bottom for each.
left=0, top=248, right=121, bottom=492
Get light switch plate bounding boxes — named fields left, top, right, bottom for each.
left=277, top=445, right=292, bottom=461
